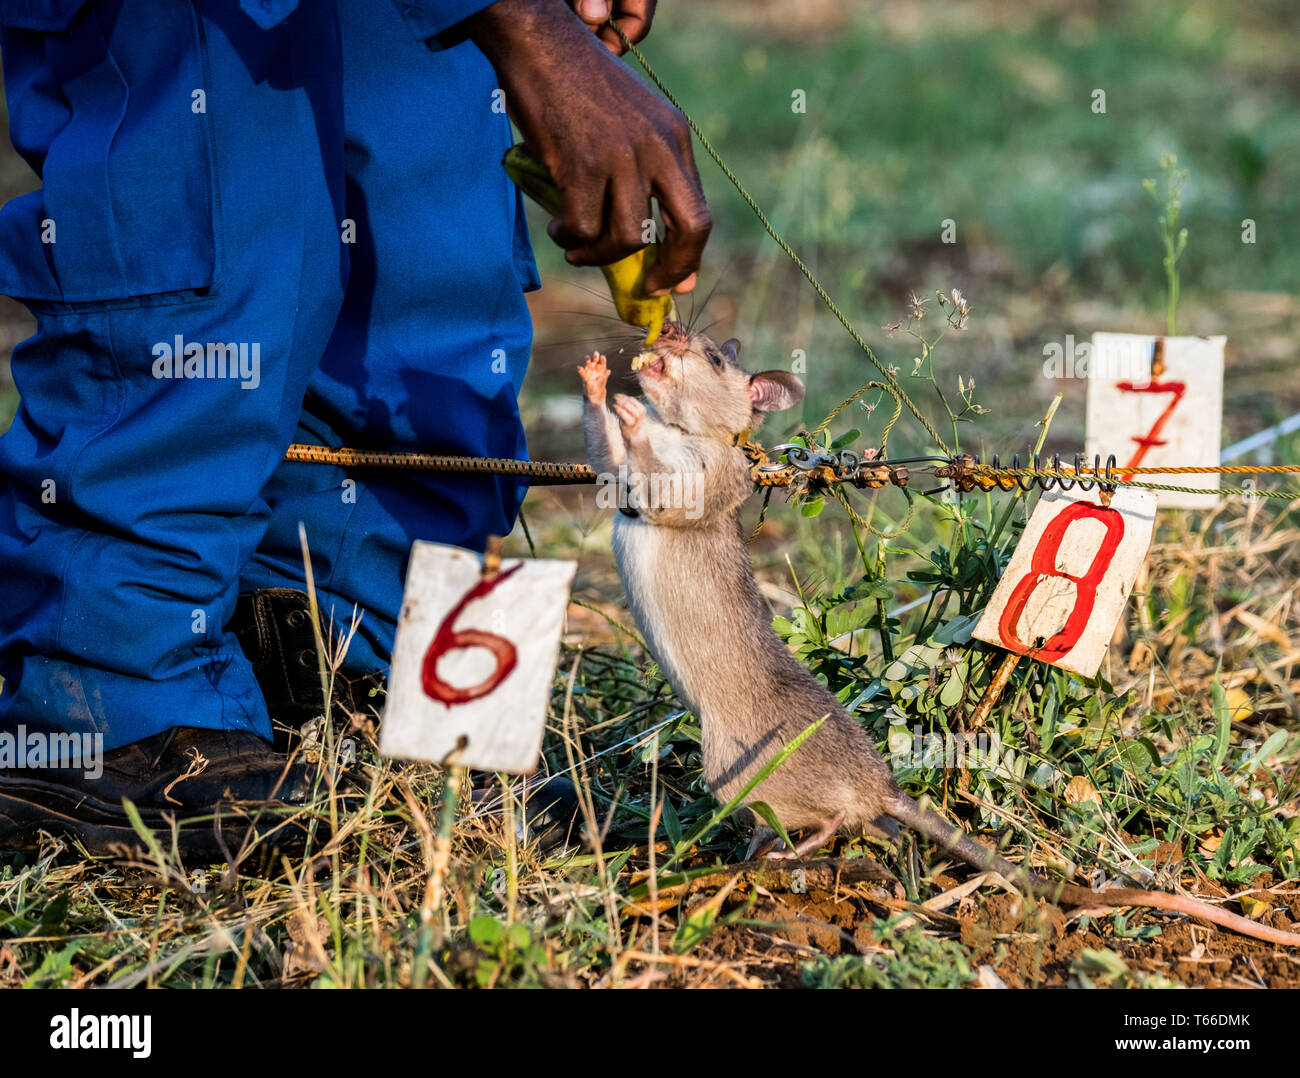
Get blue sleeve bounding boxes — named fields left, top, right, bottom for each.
left=232, top=1, right=496, bottom=37
left=391, top=0, right=498, bottom=42
left=0, top=0, right=87, bottom=31
left=0, top=0, right=495, bottom=38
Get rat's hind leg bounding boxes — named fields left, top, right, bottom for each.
left=761, top=811, right=847, bottom=860
left=745, top=826, right=781, bottom=860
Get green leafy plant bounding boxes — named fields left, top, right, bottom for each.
left=465, top=915, right=548, bottom=989
left=1070, top=948, right=1182, bottom=990
left=800, top=918, right=976, bottom=988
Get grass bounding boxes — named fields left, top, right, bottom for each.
left=621, top=0, right=1300, bottom=295
left=2, top=455, right=1299, bottom=987
left=1, top=0, right=1299, bottom=989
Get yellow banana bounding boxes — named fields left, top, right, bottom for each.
left=502, top=144, right=675, bottom=345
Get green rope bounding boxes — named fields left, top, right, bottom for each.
left=811, top=381, right=903, bottom=457
left=832, top=484, right=915, bottom=539
left=613, top=24, right=952, bottom=457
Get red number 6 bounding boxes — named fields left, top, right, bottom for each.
left=422, top=563, right=524, bottom=705
left=997, top=502, right=1124, bottom=662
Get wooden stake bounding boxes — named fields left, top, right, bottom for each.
left=969, top=650, right=1022, bottom=729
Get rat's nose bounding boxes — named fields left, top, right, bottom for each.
left=657, top=320, right=685, bottom=342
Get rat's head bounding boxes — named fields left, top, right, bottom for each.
left=634, top=322, right=804, bottom=437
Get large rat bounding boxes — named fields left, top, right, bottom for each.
left=578, top=320, right=1300, bottom=947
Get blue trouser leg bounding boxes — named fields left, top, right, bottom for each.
left=238, top=0, right=538, bottom=672
left=0, top=0, right=538, bottom=747
left=0, top=1, right=349, bottom=749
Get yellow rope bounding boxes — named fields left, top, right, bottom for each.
left=1111, top=464, right=1300, bottom=475
left=971, top=464, right=1300, bottom=500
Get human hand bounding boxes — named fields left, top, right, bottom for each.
left=466, top=0, right=708, bottom=295
left=568, top=0, right=656, bottom=56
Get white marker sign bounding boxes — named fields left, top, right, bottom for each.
left=1085, top=332, right=1224, bottom=509
left=972, top=487, right=1156, bottom=678
left=380, top=542, right=577, bottom=773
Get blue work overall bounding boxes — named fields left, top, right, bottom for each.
left=0, top=0, right=538, bottom=749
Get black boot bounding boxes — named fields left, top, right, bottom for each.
left=227, top=588, right=381, bottom=752
left=0, top=726, right=316, bottom=858
left=0, top=590, right=372, bottom=860
left=228, top=588, right=330, bottom=741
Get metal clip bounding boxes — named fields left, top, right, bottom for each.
left=759, top=442, right=810, bottom=473
left=832, top=449, right=860, bottom=479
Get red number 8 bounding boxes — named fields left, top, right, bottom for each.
left=422, top=563, right=524, bottom=705
left=997, top=502, right=1124, bottom=662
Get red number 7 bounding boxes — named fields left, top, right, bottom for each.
left=422, top=563, right=524, bottom=706
left=1114, top=379, right=1186, bottom=476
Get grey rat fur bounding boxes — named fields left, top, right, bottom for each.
left=577, top=321, right=1300, bottom=947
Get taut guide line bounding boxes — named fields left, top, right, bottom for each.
left=283, top=440, right=1300, bottom=500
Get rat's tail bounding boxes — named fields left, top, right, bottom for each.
left=887, top=793, right=1037, bottom=891
left=888, top=793, right=1300, bottom=948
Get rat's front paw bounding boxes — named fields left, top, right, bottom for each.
left=577, top=353, right=609, bottom=405
left=612, top=394, right=648, bottom=444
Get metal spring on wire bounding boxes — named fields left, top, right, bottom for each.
left=983, top=452, right=1120, bottom=493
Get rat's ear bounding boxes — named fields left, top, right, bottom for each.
left=721, top=338, right=741, bottom=363
left=748, top=371, right=805, bottom=412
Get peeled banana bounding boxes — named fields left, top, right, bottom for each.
left=502, top=144, right=675, bottom=345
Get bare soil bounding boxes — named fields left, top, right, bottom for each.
left=630, top=859, right=1300, bottom=988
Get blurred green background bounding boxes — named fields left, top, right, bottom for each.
left=520, top=0, right=1300, bottom=465
left=2, top=0, right=1298, bottom=464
